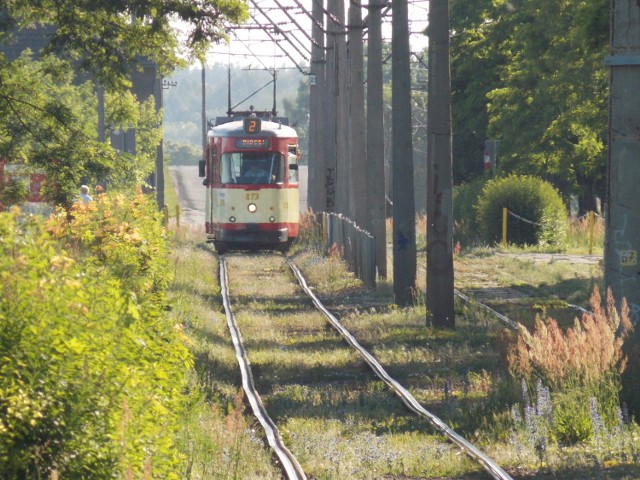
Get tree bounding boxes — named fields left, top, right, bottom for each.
left=0, top=53, right=124, bottom=205
left=0, top=0, right=248, bottom=205
left=3, top=0, right=248, bottom=87
left=282, top=79, right=310, bottom=162
left=450, top=0, right=508, bottom=184
left=450, top=0, right=609, bottom=211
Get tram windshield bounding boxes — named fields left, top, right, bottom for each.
left=220, top=152, right=285, bottom=185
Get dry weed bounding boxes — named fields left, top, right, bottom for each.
left=505, top=287, right=633, bottom=388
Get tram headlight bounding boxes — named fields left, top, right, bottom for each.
left=229, top=216, right=236, bottom=223
left=269, top=216, right=276, bottom=223
left=247, top=203, right=257, bottom=213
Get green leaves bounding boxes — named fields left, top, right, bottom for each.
left=5, top=0, right=248, bottom=86
left=0, top=194, right=192, bottom=478
left=451, top=0, right=608, bottom=206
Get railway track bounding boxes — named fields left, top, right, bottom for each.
left=218, top=252, right=513, bottom=480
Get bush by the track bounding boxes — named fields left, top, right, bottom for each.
left=0, top=193, right=192, bottom=479
left=476, top=174, right=568, bottom=247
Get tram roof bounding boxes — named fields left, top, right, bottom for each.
left=209, top=119, right=297, bottom=139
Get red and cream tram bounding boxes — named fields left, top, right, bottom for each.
left=199, top=114, right=300, bottom=253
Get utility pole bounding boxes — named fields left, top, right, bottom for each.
left=308, top=0, right=326, bottom=213
left=324, top=0, right=338, bottom=212
left=348, top=0, right=367, bottom=226
left=426, top=0, right=455, bottom=328
left=366, top=0, right=387, bottom=278
left=335, top=0, right=349, bottom=215
left=391, top=0, right=416, bottom=306
left=154, top=75, right=165, bottom=210
left=201, top=60, right=207, bottom=154
left=605, top=2, right=640, bottom=328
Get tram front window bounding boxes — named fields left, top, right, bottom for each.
left=221, top=152, right=285, bottom=185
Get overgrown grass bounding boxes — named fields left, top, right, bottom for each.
left=222, top=252, right=482, bottom=479
left=164, top=163, right=179, bottom=217
left=166, top=204, right=636, bottom=479
left=287, top=217, right=639, bottom=478
left=167, top=225, right=281, bottom=479
left=565, top=213, right=605, bottom=254
left=414, top=208, right=604, bottom=255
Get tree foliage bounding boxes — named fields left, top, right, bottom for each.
left=0, top=0, right=248, bottom=206
left=0, top=53, right=124, bottom=206
left=0, top=53, right=167, bottom=205
left=451, top=0, right=609, bottom=209
left=2, top=0, right=248, bottom=87
left=282, top=78, right=309, bottom=162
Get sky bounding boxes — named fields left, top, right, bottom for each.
left=204, top=0, right=430, bottom=70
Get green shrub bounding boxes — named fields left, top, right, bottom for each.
left=0, top=194, right=192, bottom=479
left=0, top=176, right=29, bottom=208
left=453, top=177, right=487, bottom=245
left=476, top=174, right=567, bottom=246
left=165, top=141, right=202, bottom=166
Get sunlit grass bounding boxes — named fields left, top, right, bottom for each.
left=167, top=232, right=282, bottom=479
left=223, top=253, right=492, bottom=479
left=565, top=213, right=605, bottom=254
left=164, top=203, right=638, bottom=479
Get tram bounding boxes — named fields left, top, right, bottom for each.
left=199, top=111, right=300, bottom=254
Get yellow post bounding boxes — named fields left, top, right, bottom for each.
left=502, top=207, right=508, bottom=248
left=162, top=204, right=169, bottom=226
left=175, top=204, right=180, bottom=229
left=588, top=211, right=595, bottom=254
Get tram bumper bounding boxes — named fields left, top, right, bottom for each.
left=215, top=224, right=289, bottom=244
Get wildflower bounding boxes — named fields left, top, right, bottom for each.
left=589, top=397, right=606, bottom=438
left=521, top=378, right=530, bottom=408
left=535, top=379, right=552, bottom=420
left=511, top=404, right=522, bottom=425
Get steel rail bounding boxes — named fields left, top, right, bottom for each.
left=219, top=257, right=307, bottom=480
left=416, top=261, right=521, bottom=332
left=454, top=289, right=521, bottom=331
left=287, top=259, right=513, bottom=480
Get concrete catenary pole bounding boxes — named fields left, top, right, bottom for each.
left=391, top=0, right=417, bottom=306
left=348, top=0, right=367, bottom=226
left=335, top=0, right=350, bottom=215
left=426, top=0, right=455, bottom=328
left=605, top=1, right=640, bottom=329
left=308, top=0, right=326, bottom=213
left=324, top=0, right=339, bottom=212
left=366, top=0, right=387, bottom=278
left=201, top=60, right=207, bottom=155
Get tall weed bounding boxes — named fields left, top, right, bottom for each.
left=503, top=287, right=633, bottom=445
left=505, top=287, right=632, bottom=389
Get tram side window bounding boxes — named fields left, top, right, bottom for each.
left=268, top=153, right=285, bottom=184
left=287, top=152, right=298, bottom=183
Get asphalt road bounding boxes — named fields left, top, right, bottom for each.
left=168, top=165, right=308, bottom=226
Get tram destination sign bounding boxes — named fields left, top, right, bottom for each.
left=235, top=138, right=270, bottom=149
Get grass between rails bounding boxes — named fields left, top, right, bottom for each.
left=167, top=225, right=281, bottom=479
left=168, top=220, right=639, bottom=479
left=224, top=252, right=480, bottom=479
